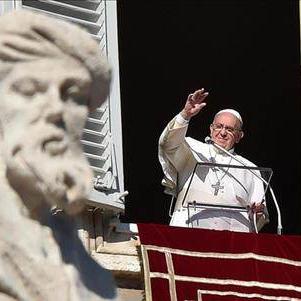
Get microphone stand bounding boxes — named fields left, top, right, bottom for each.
left=206, top=137, right=282, bottom=235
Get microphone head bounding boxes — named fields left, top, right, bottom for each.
left=205, top=136, right=213, bottom=144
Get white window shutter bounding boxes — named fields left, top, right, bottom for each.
left=8, top=0, right=125, bottom=211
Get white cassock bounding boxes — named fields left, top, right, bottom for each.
left=159, top=115, right=269, bottom=233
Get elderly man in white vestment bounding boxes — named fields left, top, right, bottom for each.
left=159, top=88, right=269, bottom=233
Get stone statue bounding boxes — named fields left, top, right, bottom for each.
left=0, top=10, right=120, bottom=301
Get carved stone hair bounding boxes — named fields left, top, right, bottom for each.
left=0, top=9, right=111, bottom=110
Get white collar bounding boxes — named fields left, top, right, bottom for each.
left=210, top=144, right=235, bottom=156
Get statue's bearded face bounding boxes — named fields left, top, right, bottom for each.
left=0, top=58, right=94, bottom=215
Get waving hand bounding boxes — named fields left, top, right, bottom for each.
left=181, top=88, right=209, bottom=120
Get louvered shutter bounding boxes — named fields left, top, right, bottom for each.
left=4, top=0, right=125, bottom=210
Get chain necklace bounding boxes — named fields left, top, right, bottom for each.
left=208, top=146, right=232, bottom=196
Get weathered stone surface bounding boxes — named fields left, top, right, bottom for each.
left=97, top=241, right=140, bottom=256
left=0, top=9, right=119, bottom=301
left=117, top=289, right=144, bottom=301
left=76, top=208, right=143, bottom=293
left=92, top=252, right=141, bottom=274
left=93, top=221, right=143, bottom=292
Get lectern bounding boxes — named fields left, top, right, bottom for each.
left=177, top=162, right=273, bottom=232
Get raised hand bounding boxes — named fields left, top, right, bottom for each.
left=181, top=88, right=209, bottom=120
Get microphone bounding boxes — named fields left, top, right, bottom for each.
left=205, top=136, right=213, bottom=144
left=206, top=136, right=282, bottom=234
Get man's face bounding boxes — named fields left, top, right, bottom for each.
left=210, top=112, right=243, bottom=150
left=0, top=58, right=94, bottom=215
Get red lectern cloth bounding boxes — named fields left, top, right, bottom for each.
left=138, top=223, right=301, bottom=301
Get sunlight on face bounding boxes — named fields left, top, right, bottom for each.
left=0, top=58, right=93, bottom=215
left=210, top=112, right=243, bottom=150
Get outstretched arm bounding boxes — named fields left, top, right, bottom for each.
left=158, top=88, right=209, bottom=193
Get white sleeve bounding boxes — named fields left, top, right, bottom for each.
left=158, top=115, right=190, bottom=195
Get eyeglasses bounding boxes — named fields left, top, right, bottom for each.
left=211, top=123, right=241, bottom=135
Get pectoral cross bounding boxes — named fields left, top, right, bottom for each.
left=212, top=181, right=224, bottom=196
